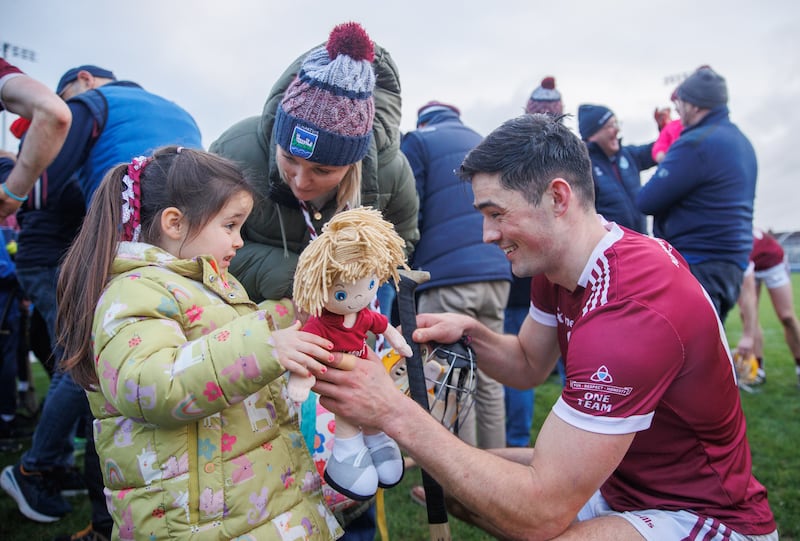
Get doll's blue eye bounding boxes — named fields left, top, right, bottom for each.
left=369, top=279, right=376, bottom=290
left=334, top=290, right=347, bottom=301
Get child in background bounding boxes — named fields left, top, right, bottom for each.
left=55, top=146, right=342, bottom=539
left=652, top=88, right=683, bottom=163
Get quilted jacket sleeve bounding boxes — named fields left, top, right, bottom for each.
left=92, top=275, right=289, bottom=428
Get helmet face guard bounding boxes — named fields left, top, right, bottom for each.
left=383, top=338, right=477, bottom=435
left=422, top=339, right=477, bottom=434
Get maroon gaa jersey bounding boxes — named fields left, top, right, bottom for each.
left=530, top=223, right=775, bottom=534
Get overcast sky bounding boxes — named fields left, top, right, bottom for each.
left=3, top=0, right=799, bottom=231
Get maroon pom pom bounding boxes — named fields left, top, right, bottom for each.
left=327, top=22, right=375, bottom=63
left=541, top=76, right=556, bottom=90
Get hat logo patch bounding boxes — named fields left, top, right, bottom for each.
left=290, top=125, right=317, bottom=159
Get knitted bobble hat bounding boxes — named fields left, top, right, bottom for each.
left=526, top=76, right=563, bottom=116
left=274, top=22, right=376, bottom=166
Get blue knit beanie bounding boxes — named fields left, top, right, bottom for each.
left=677, top=66, right=728, bottom=109
left=578, top=104, right=614, bottom=140
left=273, top=22, right=376, bottom=166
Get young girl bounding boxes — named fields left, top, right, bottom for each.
left=293, top=207, right=411, bottom=501
left=56, top=146, right=342, bottom=540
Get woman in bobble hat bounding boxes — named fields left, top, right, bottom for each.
left=210, top=22, right=418, bottom=536
left=211, top=22, right=417, bottom=304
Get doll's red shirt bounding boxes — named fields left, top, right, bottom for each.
left=302, top=308, right=388, bottom=359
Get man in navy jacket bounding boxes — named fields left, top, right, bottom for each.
left=578, top=104, right=656, bottom=234
left=400, top=102, right=511, bottom=456
left=637, top=66, right=756, bottom=322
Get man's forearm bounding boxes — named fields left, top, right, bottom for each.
left=2, top=76, right=71, bottom=195
left=464, top=318, right=553, bottom=388
left=382, top=395, right=566, bottom=540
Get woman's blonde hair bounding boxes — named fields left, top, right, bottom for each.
left=336, top=161, right=362, bottom=210
left=294, top=207, right=408, bottom=316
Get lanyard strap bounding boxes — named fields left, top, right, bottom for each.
left=298, top=199, right=321, bottom=240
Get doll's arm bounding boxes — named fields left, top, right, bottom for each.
left=287, top=373, right=316, bottom=403
left=383, top=324, right=413, bottom=358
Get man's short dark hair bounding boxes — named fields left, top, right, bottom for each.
left=459, top=114, right=594, bottom=210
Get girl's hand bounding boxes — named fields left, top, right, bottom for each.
left=269, top=321, right=334, bottom=378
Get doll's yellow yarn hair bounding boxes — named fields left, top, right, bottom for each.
left=294, top=207, right=408, bottom=316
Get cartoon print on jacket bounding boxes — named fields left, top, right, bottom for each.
left=243, top=393, right=276, bottom=432
left=199, top=487, right=224, bottom=519
left=137, top=444, right=163, bottom=485
left=272, top=511, right=314, bottom=541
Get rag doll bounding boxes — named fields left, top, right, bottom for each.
left=293, top=206, right=411, bottom=500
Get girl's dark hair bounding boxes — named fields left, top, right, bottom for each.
left=57, top=146, right=255, bottom=389
left=458, top=113, right=595, bottom=210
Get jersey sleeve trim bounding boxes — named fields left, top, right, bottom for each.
left=0, top=71, right=24, bottom=110
left=552, top=396, right=653, bottom=434
left=529, top=302, right=557, bottom=327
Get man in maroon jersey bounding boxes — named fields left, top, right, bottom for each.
left=314, top=114, right=777, bottom=539
left=736, top=227, right=800, bottom=386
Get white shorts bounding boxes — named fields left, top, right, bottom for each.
left=577, top=491, right=778, bottom=541
left=754, top=259, right=791, bottom=290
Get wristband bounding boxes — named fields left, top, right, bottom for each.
left=1, top=183, right=28, bottom=202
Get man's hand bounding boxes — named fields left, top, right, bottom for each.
left=328, top=352, right=358, bottom=370
left=735, top=335, right=755, bottom=361
left=411, top=312, right=474, bottom=346
left=0, top=191, right=24, bottom=219
left=314, top=349, right=404, bottom=432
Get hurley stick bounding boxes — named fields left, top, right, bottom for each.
left=396, top=269, right=451, bottom=541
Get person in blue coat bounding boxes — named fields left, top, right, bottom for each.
left=637, top=66, right=756, bottom=322
left=401, top=101, right=511, bottom=463
left=578, top=104, right=657, bottom=233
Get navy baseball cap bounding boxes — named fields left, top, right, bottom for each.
left=56, top=65, right=116, bottom=95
